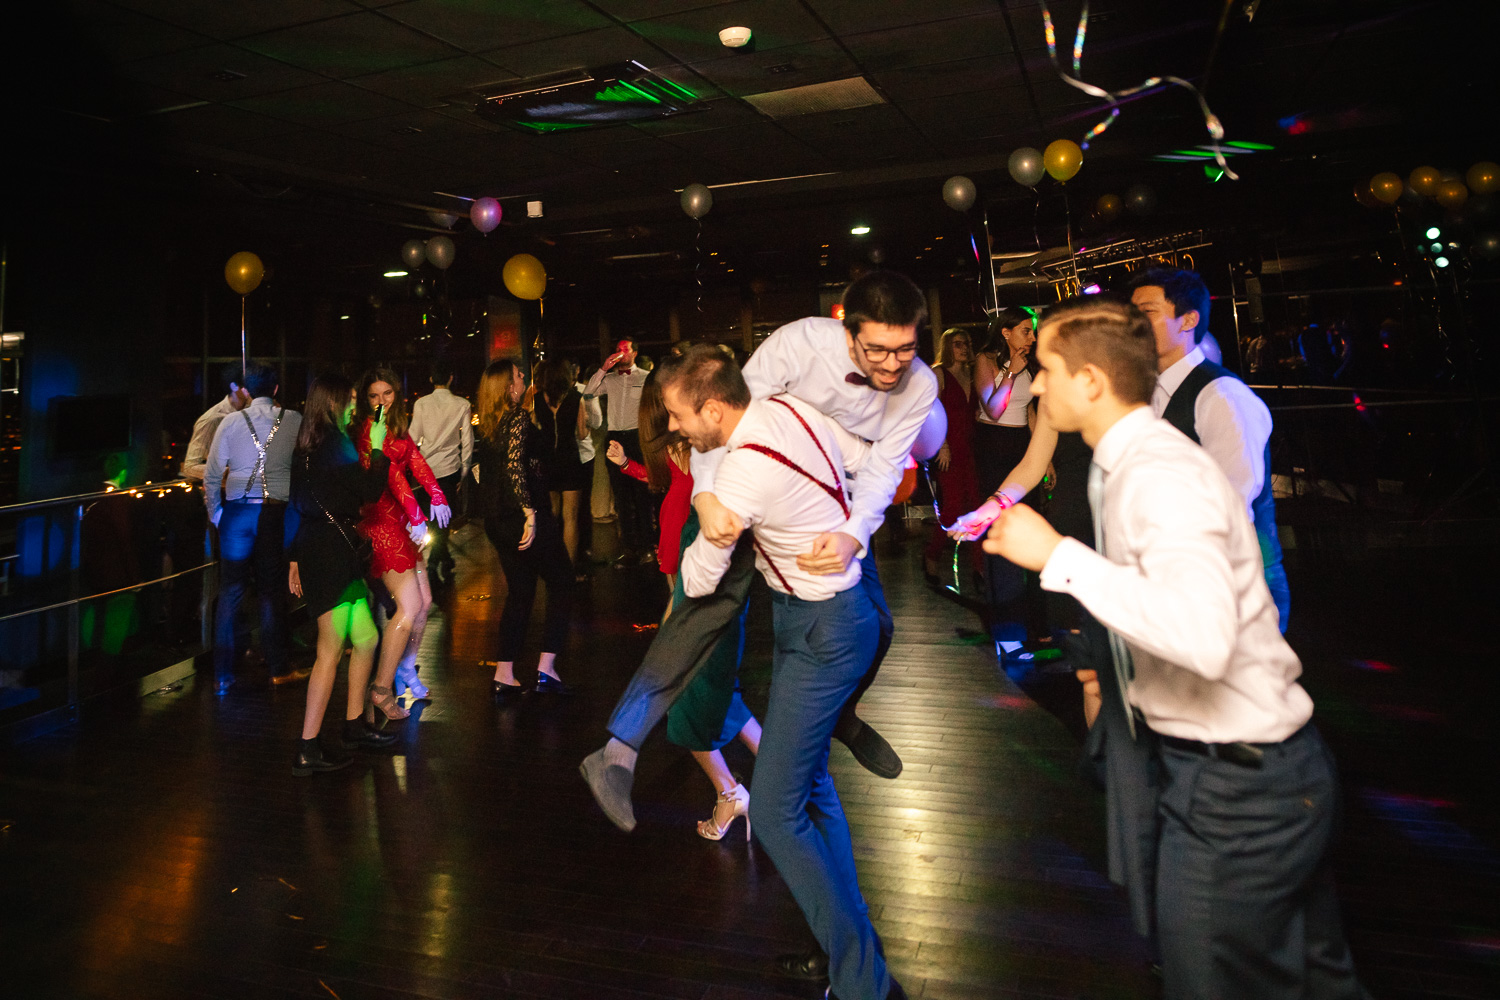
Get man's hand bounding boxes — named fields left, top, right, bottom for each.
left=946, top=497, right=1003, bottom=541
left=694, top=492, right=743, bottom=548
left=982, top=503, right=1063, bottom=572
left=209, top=508, right=222, bottom=528
left=288, top=561, right=302, bottom=598
left=796, top=531, right=860, bottom=576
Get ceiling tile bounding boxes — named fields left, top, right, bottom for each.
left=634, top=0, right=829, bottom=65
left=874, top=55, right=1022, bottom=102
left=625, top=98, right=763, bottom=136
left=120, top=43, right=328, bottom=101
left=381, top=0, right=611, bottom=53
left=841, top=12, right=1012, bottom=71
left=229, top=81, right=416, bottom=127
left=157, top=102, right=299, bottom=144
left=774, top=102, right=910, bottom=137
left=349, top=56, right=516, bottom=108
left=331, top=107, right=500, bottom=148
left=479, top=25, right=645, bottom=80
left=66, top=0, right=209, bottom=61
left=239, top=12, right=460, bottom=78
left=689, top=39, right=860, bottom=98
left=105, top=0, right=362, bottom=41
left=803, top=0, right=1000, bottom=36
left=590, top=0, right=735, bottom=20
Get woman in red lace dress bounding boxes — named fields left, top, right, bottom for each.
left=354, top=368, right=450, bottom=722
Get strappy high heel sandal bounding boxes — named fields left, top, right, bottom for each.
left=696, top=783, right=750, bottom=842
left=367, top=684, right=410, bottom=722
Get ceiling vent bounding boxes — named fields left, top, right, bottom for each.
left=742, top=77, right=884, bottom=119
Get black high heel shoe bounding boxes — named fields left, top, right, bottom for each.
left=492, top=680, right=524, bottom=705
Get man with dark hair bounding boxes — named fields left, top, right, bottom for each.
left=583, top=272, right=938, bottom=859
left=204, top=362, right=303, bottom=693
left=657, top=346, right=908, bottom=1000
left=987, top=298, right=1366, bottom=1000
left=410, top=360, right=469, bottom=587
left=181, top=364, right=249, bottom=482
left=586, top=337, right=654, bottom=565
left=1129, top=267, right=1289, bottom=629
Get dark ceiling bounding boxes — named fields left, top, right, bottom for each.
left=3, top=0, right=1483, bottom=293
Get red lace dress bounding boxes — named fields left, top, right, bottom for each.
left=354, top=419, right=448, bottom=576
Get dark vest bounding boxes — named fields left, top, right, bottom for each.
left=1160, top=359, right=1284, bottom=582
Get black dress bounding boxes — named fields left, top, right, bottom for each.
left=535, top=389, right=588, bottom=493
left=289, top=432, right=390, bottom=618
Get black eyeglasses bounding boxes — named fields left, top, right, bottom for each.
left=855, top=338, right=919, bottom=363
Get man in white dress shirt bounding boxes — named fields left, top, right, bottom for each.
left=585, top=337, right=654, bottom=564
left=582, top=272, right=938, bottom=841
left=409, top=361, right=473, bottom=584
left=180, top=364, right=248, bottom=482
left=667, top=345, right=908, bottom=1000
left=1130, top=267, right=1289, bottom=629
left=987, top=298, right=1366, bottom=1000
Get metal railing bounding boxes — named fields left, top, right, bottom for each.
left=0, top=478, right=216, bottom=737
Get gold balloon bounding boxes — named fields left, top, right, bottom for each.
left=1352, top=180, right=1381, bottom=209
left=1408, top=165, right=1440, bottom=197
left=1096, top=193, right=1122, bottom=219
left=225, top=252, right=264, bottom=296
left=1043, top=139, right=1083, bottom=182
left=502, top=253, right=547, bottom=300
left=1369, top=172, right=1403, bottom=205
left=1435, top=179, right=1469, bottom=209
left=1467, top=161, right=1500, bottom=195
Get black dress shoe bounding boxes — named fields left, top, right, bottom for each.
left=342, top=718, right=397, bottom=749
left=833, top=716, right=903, bottom=779
left=534, top=672, right=575, bottom=696
left=775, top=949, right=828, bottom=981
left=292, top=738, right=352, bottom=776
left=492, top=680, right=524, bottom=705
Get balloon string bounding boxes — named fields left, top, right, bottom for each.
left=240, top=295, right=247, bottom=380
left=1040, top=0, right=1237, bottom=178
left=695, top=218, right=704, bottom=314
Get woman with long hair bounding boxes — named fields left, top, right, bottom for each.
left=353, top=368, right=451, bottom=721
left=287, top=372, right=397, bottom=774
left=474, top=358, right=573, bottom=703
left=532, top=358, right=590, bottom=571
left=972, top=308, right=1039, bottom=659
left=606, top=360, right=763, bottom=841
left=924, top=327, right=981, bottom=579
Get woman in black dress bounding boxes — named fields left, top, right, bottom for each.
left=532, top=358, right=589, bottom=569
left=287, top=372, right=398, bottom=775
left=474, top=359, right=574, bottom=703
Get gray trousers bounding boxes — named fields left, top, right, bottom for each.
left=1156, top=724, right=1368, bottom=1000
left=606, top=537, right=893, bottom=750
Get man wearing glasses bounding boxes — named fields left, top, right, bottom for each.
left=582, top=273, right=938, bottom=863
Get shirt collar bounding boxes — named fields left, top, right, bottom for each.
left=1090, top=405, right=1156, bottom=474
left=1156, top=345, right=1206, bottom=399
left=723, top=399, right=764, bottom=451
left=432, top=385, right=451, bottom=396
left=249, top=396, right=275, bottom=409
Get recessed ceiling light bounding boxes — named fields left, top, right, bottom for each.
left=850, top=226, right=870, bottom=235
left=718, top=26, right=752, bottom=48
left=339, top=315, right=350, bottom=320
left=384, top=270, right=408, bottom=278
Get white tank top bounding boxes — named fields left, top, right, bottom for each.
left=976, top=368, right=1032, bottom=428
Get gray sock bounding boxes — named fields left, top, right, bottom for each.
left=602, top=737, right=638, bottom=771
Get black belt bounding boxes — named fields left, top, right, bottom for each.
left=1160, top=735, right=1268, bottom=769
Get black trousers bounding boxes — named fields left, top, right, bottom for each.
left=213, top=500, right=288, bottom=679
left=606, top=430, right=654, bottom=554
left=606, top=539, right=893, bottom=751
left=1156, top=724, right=1368, bottom=1000
left=485, top=511, right=573, bottom=661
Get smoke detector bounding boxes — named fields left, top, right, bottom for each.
left=718, top=26, right=753, bottom=48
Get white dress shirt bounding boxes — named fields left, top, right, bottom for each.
left=409, top=385, right=474, bottom=480
left=204, top=398, right=302, bottom=523
left=575, top=381, right=604, bottom=463
left=180, top=395, right=240, bottom=482
left=682, top=395, right=872, bottom=603
left=585, top=363, right=647, bottom=432
left=1040, top=406, right=1312, bottom=744
left=1152, top=346, right=1273, bottom=519
left=690, top=316, right=938, bottom=554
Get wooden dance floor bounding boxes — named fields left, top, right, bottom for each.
left=1, top=523, right=1495, bottom=998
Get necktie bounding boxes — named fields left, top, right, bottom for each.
left=1088, top=461, right=1137, bottom=738
left=844, top=372, right=868, bottom=386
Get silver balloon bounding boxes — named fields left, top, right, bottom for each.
left=1008, top=147, right=1044, bottom=187
left=1476, top=232, right=1500, bottom=260
left=401, top=239, right=426, bottom=269
left=1125, top=183, right=1158, bottom=216
left=681, top=183, right=713, bottom=219
left=425, top=235, right=455, bottom=270
left=942, top=175, right=976, bottom=211
left=427, top=210, right=458, bottom=229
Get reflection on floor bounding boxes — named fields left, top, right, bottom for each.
left=0, top=521, right=1495, bottom=999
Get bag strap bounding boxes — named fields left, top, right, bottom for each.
left=304, top=452, right=364, bottom=555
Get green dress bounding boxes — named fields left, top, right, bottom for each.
left=664, top=511, right=753, bottom=752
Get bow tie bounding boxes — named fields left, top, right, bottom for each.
left=844, top=372, right=869, bottom=386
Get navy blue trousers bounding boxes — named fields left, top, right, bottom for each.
left=213, top=500, right=288, bottom=679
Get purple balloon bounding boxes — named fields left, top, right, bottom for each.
left=470, top=197, right=501, bottom=234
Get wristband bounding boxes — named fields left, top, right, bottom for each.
left=991, top=490, right=1015, bottom=510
